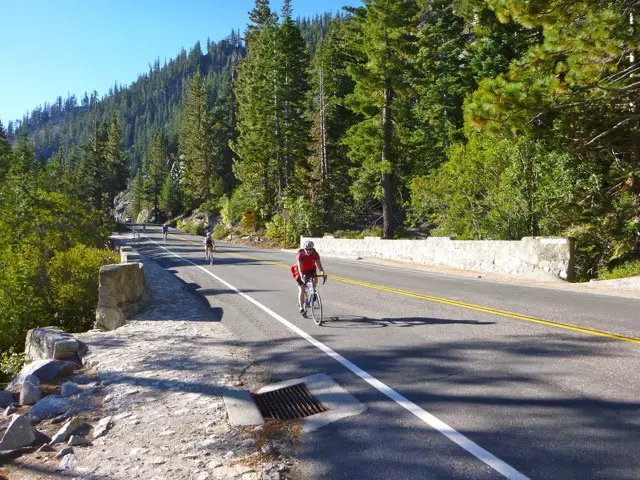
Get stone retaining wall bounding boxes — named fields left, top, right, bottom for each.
left=24, top=327, right=84, bottom=362
left=303, top=236, right=575, bottom=282
left=94, top=258, right=149, bottom=331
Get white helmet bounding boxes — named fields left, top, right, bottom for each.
left=303, top=240, right=314, bottom=249
left=206, top=232, right=211, bottom=237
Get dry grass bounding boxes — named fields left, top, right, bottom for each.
left=233, top=418, right=303, bottom=470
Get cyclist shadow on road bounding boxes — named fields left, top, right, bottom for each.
left=319, top=316, right=495, bottom=328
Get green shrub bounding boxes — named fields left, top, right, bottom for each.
left=361, top=227, right=383, bottom=238
left=598, top=260, right=640, bottom=280
left=330, top=229, right=362, bottom=239
left=177, top=219, right=206, bottom=236
left=213, top=224, right=229, bottom=240
left=265, top=214, right=300, bottom=247
left=0, top=349, right=27, bottom=387
left=219, top=189, right=253, bottom=226
left=0, top=246, right=48, bottom=355
left=48, top=245, right=119, bottom=333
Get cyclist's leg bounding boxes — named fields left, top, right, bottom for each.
left=298, top=283, right=305, bottom=311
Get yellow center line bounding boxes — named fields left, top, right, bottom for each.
left=177, top=238, right=640, bottom=345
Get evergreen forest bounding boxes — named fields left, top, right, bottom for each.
left=1, top=0, right=639, bottom=375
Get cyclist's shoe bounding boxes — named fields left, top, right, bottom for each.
left=299, top=308, right=306, bottom=317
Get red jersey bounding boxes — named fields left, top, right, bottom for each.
left=297, top=249, right=320, bottom=272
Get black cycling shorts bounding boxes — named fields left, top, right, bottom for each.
left=296, top=269, right=316, bottom=286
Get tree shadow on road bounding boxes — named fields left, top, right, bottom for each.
left=320, top=315, right=495, bottom=328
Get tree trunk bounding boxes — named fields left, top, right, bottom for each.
left=381, top=84, right=395, bottom=239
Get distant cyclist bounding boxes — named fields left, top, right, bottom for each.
left=204, top=232, right=215, bottom=263
left=294, top=240, right=325, bottom=315
left=162, top=224, right=169, bottom=240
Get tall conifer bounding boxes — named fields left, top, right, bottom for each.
left=344, top=0, right=419, bottom=238
left=179, top=69, right=216, bottom=206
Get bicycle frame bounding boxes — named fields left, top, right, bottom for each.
left=302, top=273, right=327, bottom=325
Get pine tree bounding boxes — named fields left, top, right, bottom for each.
left=0, top=122, right=13, bottom=180
left=276, top=1, right=311, bottom=198
left=147, top=132, right=170, bottom=221
left=344, top=0, right=419, bottom=238
left=308, top=19, right=359, bottom=229
left=412, top=0, right=474, bottom=170
left=233, top=0, right=281, bottom=218
left=11, top=130, right=39, bottom=177
left=179, top=69, right=216, bottom=207
left=105, top=115, right=129, bottom=212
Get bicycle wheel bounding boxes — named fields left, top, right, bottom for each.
left=310, top=291, right=323, bottom=326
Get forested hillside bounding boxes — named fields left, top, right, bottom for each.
left=4, top=0, right=639, bottom=286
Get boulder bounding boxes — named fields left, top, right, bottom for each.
left=92, top=416, right=113, bottom=439
left=0, top=415, right=36, bottom=451
left=29, top=395, right=72, bottom=423
left=94, top=306, right=125, bottom=331
left=60, top=382, right=80, bottom=397
left=19, top=380, right=41, bottom=405
left=50, top=416, right=85, bottom=445
left=0, top=391, right=13, bottom=408
left=7, top=360, right=78, bottom=392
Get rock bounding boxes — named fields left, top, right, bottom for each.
left=206, top=460, right=223, bottom=470
left=29, top=395, right=72, bottom=423
left=67, top=435, right=92, bottom=447
left=199, top=438, right=218, bottom=449
left=0, top=391, right=13, bottom=408
left=92, top=416, right=113, bottom=439
left=94, top=306, right=125, bottom=331
left=37, top=443, right=55, bottom=453
left=261, top=463, right=286, bottom=480
left=54, top=446, right=74, bottom=459
left=56, top=452, right=76, bottom=471
left=50, top=416, right=85, bottom=444
left=60, top=382, right=80, bottom=397
left=24, top=374, right=40, bottom=385
left=7, top=359, right=78, bottom=392
left=19, top=379, right=41, bottom=405
left=0, top=415, right=36, bottom=451
left=33, top=429, right=51, bottom=446
left=51, top=412, right=72, bottom=424
left=3, top=405, right=17, bottom=416
left=261, top=442, right=278, bottom=457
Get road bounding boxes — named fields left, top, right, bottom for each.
left=134, top=227, right=640, bottom=480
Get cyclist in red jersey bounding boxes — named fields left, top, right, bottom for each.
left=295, top=240, right=325, bottom=315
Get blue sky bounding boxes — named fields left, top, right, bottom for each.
left=1, top=0, right=362, bottom=127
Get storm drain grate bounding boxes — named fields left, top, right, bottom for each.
left=252, top=383, right=329, bottom=420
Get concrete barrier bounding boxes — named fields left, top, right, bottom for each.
left=302, top=236, right=575, bottom=282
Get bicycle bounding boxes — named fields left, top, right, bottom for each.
left=205, top=245, right=215, bottom=265
left=302, top=273, right=327, bottom=326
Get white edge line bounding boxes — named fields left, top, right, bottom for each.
left=146, top=238, right=529, bottom=480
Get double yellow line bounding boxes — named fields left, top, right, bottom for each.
left=184, top=241, right=640, bottom=345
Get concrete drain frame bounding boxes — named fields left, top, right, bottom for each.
left=224, top=373, right=367, bottom=432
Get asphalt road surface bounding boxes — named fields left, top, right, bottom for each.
left=133, top=227, right=640, bottom=480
